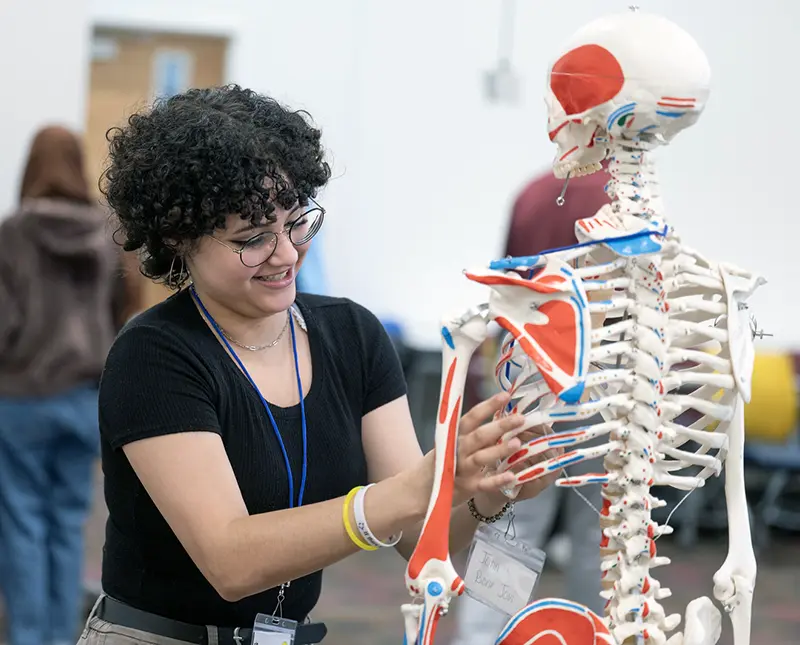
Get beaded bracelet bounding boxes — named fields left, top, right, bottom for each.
left=467, top=497, right=512, bottom=524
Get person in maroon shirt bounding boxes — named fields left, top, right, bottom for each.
left=505, top=164, right=609, bottom=258
left=454, top=165, right=610, bottom=645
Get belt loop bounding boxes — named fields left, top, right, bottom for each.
left=81, top=593, right=107, bottom=639
left=206, top=625, right=220, bottom=645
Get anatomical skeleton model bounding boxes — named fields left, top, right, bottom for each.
left=402, top=10, right=764, bottom=645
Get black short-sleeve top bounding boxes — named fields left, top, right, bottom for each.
left=98, top=288, right=407, bottom=627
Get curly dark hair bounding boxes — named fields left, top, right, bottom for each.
left=102, top=84, right=331, bottom=286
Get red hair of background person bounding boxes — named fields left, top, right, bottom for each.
left=19, top=125, right=91, bottom=204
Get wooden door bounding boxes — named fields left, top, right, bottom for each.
left=85, top=29, right=228, bottom=311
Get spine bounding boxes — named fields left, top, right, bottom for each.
left=602, top=259, right=672, bottom=645
left=600, top=147, right=677, bottom=645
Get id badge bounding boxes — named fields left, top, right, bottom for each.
left=252, top=613, right=297, bottom=645
left=463, top=521, right=546, bottom=616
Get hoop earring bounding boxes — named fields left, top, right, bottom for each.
left=167, top=254, right=188, bottom=290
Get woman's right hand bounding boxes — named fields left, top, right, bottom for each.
left=409, top=392, right=533, bottom=510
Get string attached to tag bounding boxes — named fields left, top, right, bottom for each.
left=273, top=581, right=290, bottom=618
left=503, top=505, right=517, bottom=541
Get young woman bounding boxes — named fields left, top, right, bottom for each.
left=82, top=84, right=553, bottom=645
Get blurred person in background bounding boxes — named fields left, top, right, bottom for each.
left=0, top=126, right=133, bottom=645
left=453, top=164, right=610, bottom=645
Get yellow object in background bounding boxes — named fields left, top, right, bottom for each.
left=744, top=352, right=798, bottom=443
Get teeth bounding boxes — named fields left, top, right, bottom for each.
left=261, top=270, right=288, bottom=281
left=554, top=161, right=603, bottom=179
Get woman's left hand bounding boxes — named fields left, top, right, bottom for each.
left=450, top=392, right=526, bottom=505
left=468, top=420, right=563, bottom=514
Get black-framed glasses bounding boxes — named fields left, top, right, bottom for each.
left=209, top=197, right=325, bottom=268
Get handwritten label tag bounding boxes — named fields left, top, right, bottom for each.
left=463, top=524, right=544, bottom=616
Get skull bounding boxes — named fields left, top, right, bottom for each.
left=545, top=11, right=711, bottom=178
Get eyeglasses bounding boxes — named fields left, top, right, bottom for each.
left=208, top=197, right=325, bottom=268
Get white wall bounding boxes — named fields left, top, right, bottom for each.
left=89, top=0, right=797, bottom=349
left=345, top=0, right=797, bottom=350
left=0, top=0, right=91, bottom=215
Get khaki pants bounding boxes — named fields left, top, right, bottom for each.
left=78, top=595, right=221, bottom=645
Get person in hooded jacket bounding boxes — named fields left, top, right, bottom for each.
left=0, top=125, right=135, bottom=645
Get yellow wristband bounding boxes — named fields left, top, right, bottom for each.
left=342, top=486, right=377, bottom=551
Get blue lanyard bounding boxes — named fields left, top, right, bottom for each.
left=190, top=286, right=308, bottom=508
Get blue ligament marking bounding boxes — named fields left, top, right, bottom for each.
left=559, top=382, right=585, bottom=404
left=505, top=224, right=669, bottom=259
left=550, top=455, right=584, bottom=470
left=550, top=411, right=578, bottom=417
left=604, top=232, right=663, bottom=256
left=427, top=581, right=443, bottom=596
left=571, top=292, right=586, bottom=375
left=532, top=599, right=586, bottom=611
left=441, top=326, right=455, bottom=350
left=656, top=110, right=684, bottom=118
left=606, top=102, right=636, bottom=129
left=559, top=267, right=572, bottom=276
left=489, top=254, right=540, bottom=270
left=550, top=438, right=577, bottom=446
left=638, top=124, right=658, bottom=133
left=571, top=279, right=587, bottom=308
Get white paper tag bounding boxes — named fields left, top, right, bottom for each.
left=463, top=539, right=540, bottom=616
left=252, top=632, right=293, bottom=645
